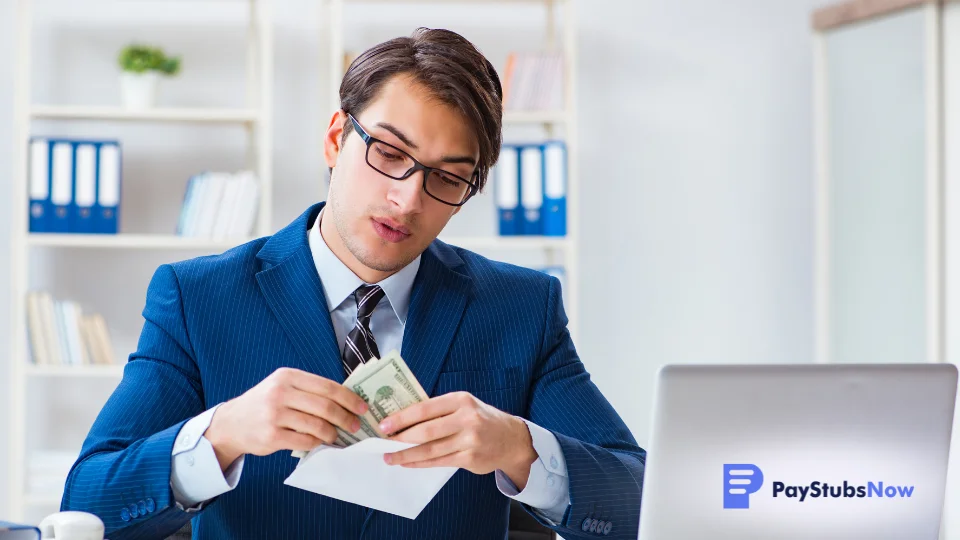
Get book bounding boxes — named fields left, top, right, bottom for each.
left=178, top=171, right=259, bottom=239
left=502, top=51, right=565, bottom=111
left=25, top=291, right=115, bottom=366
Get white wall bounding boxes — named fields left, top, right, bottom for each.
left=0, top=0, right=15, bottom=521
left=0, top=0, right=820, bottom=519
left=577, top=0, right=818, bottom=443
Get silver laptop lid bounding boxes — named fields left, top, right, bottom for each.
left=637, top=364, right=957, bottom=540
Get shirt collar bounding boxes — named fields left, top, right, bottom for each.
left=308, top=208, right=421, bottom=325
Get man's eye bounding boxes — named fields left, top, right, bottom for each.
left=375, top=147, right=403, bottom=161
left=437, top=173, right=463, bottom=187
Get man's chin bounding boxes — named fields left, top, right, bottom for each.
left=355, top=246, right=415, bottom=273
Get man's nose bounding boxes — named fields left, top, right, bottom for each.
left=387, top=170, right=424, bottom=214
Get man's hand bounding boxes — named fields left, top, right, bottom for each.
left=379, top=392, right=538, bottom=489
left=205, top=367, right=369, bottom=471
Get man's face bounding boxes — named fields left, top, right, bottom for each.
left=323, top=74, right=479, bottom=277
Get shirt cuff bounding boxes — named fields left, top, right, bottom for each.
left=170, top=403, right=245, bottom=510
left=494, top=419, right=570, bottom=524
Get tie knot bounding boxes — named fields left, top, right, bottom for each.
left=355, top=284, right=385, bottom=319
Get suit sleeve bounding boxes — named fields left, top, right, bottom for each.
left=522, top=276, right=646, bottom=539
left=61, top=264, right=209, bottom=539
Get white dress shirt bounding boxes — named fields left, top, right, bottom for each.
left=171, top=210, right=571, bottom=522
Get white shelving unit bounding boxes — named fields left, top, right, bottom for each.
left=30, top=106, right=262, bottom=124
left=24, top=364, right=126, bottom=379
left=7, top=0, right=274, bottom=521
left=25, top=234, right=258, bottom=251
left=322, top=0, right=580, bottom=336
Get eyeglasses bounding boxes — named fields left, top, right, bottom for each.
left=346, top=113, right=479, bottom=207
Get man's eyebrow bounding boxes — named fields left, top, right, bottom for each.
left=375, top=121, right=477, bottom=168
left=376, top=122, right=419, bottom=150
left=439, top=154, right=477, bottom=167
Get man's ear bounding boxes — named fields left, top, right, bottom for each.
left=323, top=110, right=347, bottom=168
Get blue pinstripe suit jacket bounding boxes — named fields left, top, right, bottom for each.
left=61, top=203, right=645, bottom=539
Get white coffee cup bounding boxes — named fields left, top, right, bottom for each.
left=38, top=512, right=104, bottom=540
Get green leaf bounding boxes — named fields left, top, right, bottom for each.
left=118, top=44, right=181, bottom=76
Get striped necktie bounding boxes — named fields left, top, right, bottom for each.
left=342, top=284, right=385, bottom=375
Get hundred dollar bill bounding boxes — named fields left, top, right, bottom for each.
left=291, top=350, right=428, bottom=458
left=345, top=349, right=430, bottom=439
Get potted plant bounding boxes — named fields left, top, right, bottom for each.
left=117, top=44, right=181, bottom=109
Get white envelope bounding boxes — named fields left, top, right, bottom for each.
left=284, top=438, right=459, bottom=519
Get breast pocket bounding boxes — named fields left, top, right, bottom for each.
left=434, top=368, right=527, bottom=415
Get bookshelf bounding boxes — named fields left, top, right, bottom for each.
left=30, top=105, right=262, bottom=124
left=26, top=233, right=258, bottom=250
left=24, top=364, right=126, bottom=379
left=322, top=0, right=580, bottom=336
left=7, top=0, right=274, bottom=521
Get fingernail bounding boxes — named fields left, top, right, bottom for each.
left=379, top=420, right=392, bottom=433
left=356, top=403, right=368, bottom=414
left=383, top=454, right=393, bottom=465
left=351, top=419, right=360, bottom=432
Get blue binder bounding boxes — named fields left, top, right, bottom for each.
left=71, top=141, right=99, bottom=234
left=95, top=142, right=121, bottom=234
left=519, top=145, right=543, bottom=235
left=538, top=265, right=567, bottom=308
left=28, top=138, right=50, bottom=233
left=48, top=140, right=74, bottom=233
left=0, top=521, right=40, bottom=539
left=496, top=145, right=521, bottom=236
left=541, top=140, right=567, bottom=237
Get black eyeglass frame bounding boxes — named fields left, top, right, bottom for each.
left=346, top=112, right=480, bottom=207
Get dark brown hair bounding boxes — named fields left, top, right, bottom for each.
left=339, top=28, right=503, bottom=192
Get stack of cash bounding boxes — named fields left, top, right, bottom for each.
left=292, top=350, right=428, bottom=458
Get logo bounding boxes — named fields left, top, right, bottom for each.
left=771, top=481, right=915, bottom=501
left=723, top=464, right=764, bottom=509
left=724, top=464, right=916, bottom=509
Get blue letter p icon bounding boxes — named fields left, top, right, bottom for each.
left=723, top=464, right=764, bottom=509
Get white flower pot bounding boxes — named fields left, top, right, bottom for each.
left=120, top=72, right=160, bottom=109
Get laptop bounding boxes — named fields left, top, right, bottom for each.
left=637, top=364, right=958, bottom=540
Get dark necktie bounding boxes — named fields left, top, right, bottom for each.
left=342, top=284, right=385, bottom=375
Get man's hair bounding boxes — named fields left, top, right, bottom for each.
left=339, top=27, right=503, bottom=192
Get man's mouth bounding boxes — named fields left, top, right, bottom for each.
left=371, top=217, right=412, bottom=243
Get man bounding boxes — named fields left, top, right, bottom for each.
left=62, top=28, right=644, bottom=539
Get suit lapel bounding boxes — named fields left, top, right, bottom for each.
left=254, top=204, right=472, bottom=391
left=256, top=203, right=346, bottom=383
left=401, top=241, right=472, bottom=397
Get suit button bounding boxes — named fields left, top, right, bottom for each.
left=596, top=521, right=605, bottom=535
left=589, top=519, right=598, bottom=533
left=146, top=498, right=156, bottom=512
left=138, top=500, right=147, bottom=515
left=581, top=518, right=591, bottom=532
left=120, top=508, right=131, bottom=522
left=550, top=456, right=559, bottom=470
left=603, top=522, right=613, bottom=535
left=128, top=503, right=139, bottom=519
